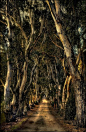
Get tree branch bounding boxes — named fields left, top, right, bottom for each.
left=0, top=10, right=28, bottom=42
left=0, top=20, right=7, bottom=25
left=0, top=79, right=5, bottom=87
left=49, top=35, right=64, bottom=50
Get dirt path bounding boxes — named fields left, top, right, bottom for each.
left=16, top=98, right=66, bottom=132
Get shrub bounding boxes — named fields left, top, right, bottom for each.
left=0, top=112, right=6, bottom=124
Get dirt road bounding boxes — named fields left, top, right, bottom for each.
left=16, top=98, right=66, bottom=132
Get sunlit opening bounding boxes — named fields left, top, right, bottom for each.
left=42, top=99, right=48, bottom=103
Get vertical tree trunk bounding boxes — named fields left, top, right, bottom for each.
left=61, top=76, right=68, bottom=109
left=73, top=78, right=86, bottom=127
left=4, top=0, right=11, bottom=111
left=17, top=62, right=28, bottom=116
left=35, top=67, right=39, bottom=102
left=4, top=55, right=11, bottom=110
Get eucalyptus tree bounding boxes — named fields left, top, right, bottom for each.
left=1, top=0, right=86, bottom=127
left=46, top=0, right=86, bottom=127
left=1, top=0, right=12, bottom=111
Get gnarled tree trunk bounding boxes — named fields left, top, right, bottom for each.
left=46, top=0, right=86, bottom=127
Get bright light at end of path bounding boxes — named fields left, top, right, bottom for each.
left=42, top=99, right=48, bottom=103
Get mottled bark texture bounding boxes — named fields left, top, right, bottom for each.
left=46, top=0, right=86, bottom=127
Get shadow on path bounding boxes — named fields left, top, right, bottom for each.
left=15, top=98, right=66, bottom=132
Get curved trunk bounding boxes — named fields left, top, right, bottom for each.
left=17, top=62, right=28, bottom=116
left=19, top=62, right=27, bottom=97
left=46, top=0, right=86, bottom=127
left=46, top=0, right=74, bottom=75
left=65, top=75, right=72, bottom=104
left=61, top=76, right=68, bottom=109
left=61, top=75, right=72, bottom=110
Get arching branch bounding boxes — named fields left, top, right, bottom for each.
left=0, top=10, right=28, bottom=43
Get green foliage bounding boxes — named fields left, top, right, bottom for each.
left=9, top=118, right=27, bottom=132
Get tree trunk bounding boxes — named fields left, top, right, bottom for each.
left=35, top=67, right=39, bottom=102
left=4, top=55, right=11, bottom=110
left=17, top=62, right=28, bottom=116
left=4, top=0, right=11, bottom=111
left=73, top=78, right=86, bottom=127
left=10, top=93, right=16, bottom=106
left=24, top=62, right=37, bottom=95
left=61, top=76, right=68, bottom=109
left=46, top=0, right=86, bottom=127
left=46, top=0, right=74, bottom=75
left=65, top=75, right=72, bottom=104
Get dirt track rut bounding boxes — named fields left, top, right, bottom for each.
left=16, top=98, right=66, bottom=132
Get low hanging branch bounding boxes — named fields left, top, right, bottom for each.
left=54, top=34, right=60, bottom=40
left=0, top=79, right=5, bottom=87
left=49, top=35, right=64, bottom=50
left=29, top=32, right=42, bottom=53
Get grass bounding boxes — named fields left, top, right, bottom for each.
left=9, top=118, right=28, bottom=132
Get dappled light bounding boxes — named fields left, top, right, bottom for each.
left=0, top=0, right=86, bottom=132
left=15, top=98, right=66, bottom=132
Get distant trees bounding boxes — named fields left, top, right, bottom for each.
left=0, top=0, right=86, bottom=127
